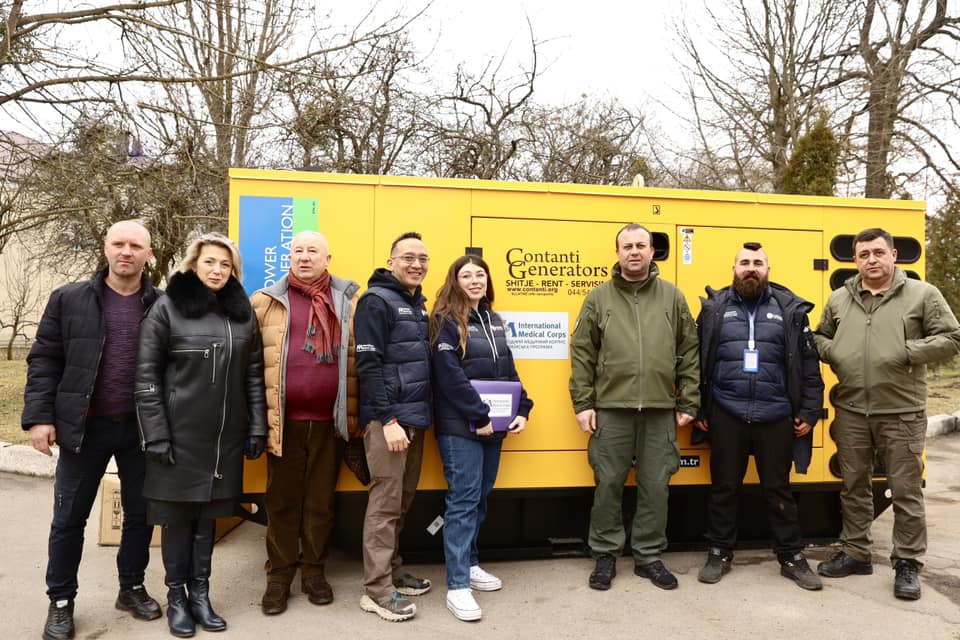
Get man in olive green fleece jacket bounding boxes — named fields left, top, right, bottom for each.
left=814, top=227, right=960, bottom=601
left=569, top=223, right=699, bottom=592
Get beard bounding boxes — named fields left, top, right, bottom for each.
left=733, top=271, right=768, bottom=300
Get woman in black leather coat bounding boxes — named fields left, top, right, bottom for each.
left=135, top=233, right=267, bottom=637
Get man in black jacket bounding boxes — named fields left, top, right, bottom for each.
left=355, top=231, right=433, bottom=622
left=693, top=242, right=824, bottom=590
left=22, top=220, right=163, bottom=640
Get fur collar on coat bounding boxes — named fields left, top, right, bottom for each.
left=165, top=270, right=251, bottom=322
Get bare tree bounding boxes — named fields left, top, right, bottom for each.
left=0, top=0, right=188, bottom=107
left=421, top=26, right=540, bottom=180
left=828, top=0, right=960, bottom=198
left=0, top=130, right=55, bottom=252
left=117, top=0, right=418, bottom=218
left=672, top=0, right=960, bottom=199
left=278, top=31, right=426, bottom=174
left=16, top=113, right=219, bottom=283
left=518, top=97, right=652, bottom=186
left=0, top=239, right=41, bottom=359
left=669, top=0, right=855, bottom=192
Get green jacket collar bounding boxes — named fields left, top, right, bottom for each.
left=612, top=261, right=660, bottom=291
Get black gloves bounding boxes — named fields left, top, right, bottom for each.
left=145, top=440, right=175, bottom=465
left=244, top=436, right=266, bottom=460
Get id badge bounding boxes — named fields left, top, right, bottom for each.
left=743, top=348, right=760, bottom=373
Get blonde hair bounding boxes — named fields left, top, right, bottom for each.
left=177, top=232, right=243, bottom=281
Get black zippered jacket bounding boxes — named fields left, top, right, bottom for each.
left=22, top=268, right=161, bottom=453
left=134, top=271, right=266, bottom=502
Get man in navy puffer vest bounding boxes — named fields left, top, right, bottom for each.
left=694, top=242, right=824, bottom=590
left=355, top=231, right=433, bottom=622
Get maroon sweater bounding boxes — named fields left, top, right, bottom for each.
left=285, top=287, right=338, bottom=421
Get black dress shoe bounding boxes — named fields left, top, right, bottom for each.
left=43, top=600, right=75, bottom=640
left=817, top=550, right=873, bottom=577
left=894, top=559, right=921, bottom=600
left=116, top=585, right=162, bottom=621
left=634, top=560, right=679, bottom=590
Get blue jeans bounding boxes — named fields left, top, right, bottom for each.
left=47, top=416, right=153, bottom=600
left=438, top=434, right=502, bottom=589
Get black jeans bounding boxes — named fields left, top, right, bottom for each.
left=46, top=415, right=153, bottom=601
left=705, top=405, right=803, bottom=557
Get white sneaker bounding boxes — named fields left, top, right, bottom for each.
left=469, top=565, right=502, bottom=591
left=446, top=588, right=482, bottom=621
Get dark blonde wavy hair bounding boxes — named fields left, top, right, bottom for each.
left=429, top=254, right=495, bottom=354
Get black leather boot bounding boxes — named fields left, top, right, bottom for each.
left=162, top=524, right=196, bottom=638
left=166, top=586, right=195, bottom=638
left=188, top=519, right=226, bottom=632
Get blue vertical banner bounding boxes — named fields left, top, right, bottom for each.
left=238, top=196, right=319, bottom=294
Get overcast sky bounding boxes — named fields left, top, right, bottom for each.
left=328, top=0, right=691, bottom=129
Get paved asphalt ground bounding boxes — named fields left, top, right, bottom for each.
left=2, top=435, right=960, bottom=639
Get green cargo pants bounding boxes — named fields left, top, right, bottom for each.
left=587, top=408, right=680, bottom=565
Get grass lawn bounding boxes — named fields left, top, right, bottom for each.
left=0, top=360, right=27, bottom=445
left=925, top=363, right=960, bottom=416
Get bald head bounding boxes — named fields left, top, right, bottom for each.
left=103, top=219, right=153, bottom=291
left=290, top=230, right=332, bottom=283
left=105, top=219, right=151, bottom=248
left=292, top=230, right=329, bottom=251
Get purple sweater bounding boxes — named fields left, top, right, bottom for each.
left=91, top=286, right=145, bottom=417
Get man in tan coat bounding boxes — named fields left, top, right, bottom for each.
left=251, top=230, right=360, bottom=614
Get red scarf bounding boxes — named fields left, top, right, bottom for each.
left=288, top=270, right=341, bottom=363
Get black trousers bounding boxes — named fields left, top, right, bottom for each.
left=46, top=416, right=153, bottom=600
left=705, top=405, right=803, bottom=557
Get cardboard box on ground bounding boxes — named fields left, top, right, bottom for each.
left=98, top=472, right=243, bottom=547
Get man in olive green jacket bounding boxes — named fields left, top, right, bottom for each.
left=814, top=227, right=960, bottom=601
left=570, top=223, right=699, bottom=592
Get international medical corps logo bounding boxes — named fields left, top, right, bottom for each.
left=499, top=312, right=569, bottom=360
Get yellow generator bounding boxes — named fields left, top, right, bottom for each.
left=229, top=169, right=925, bottom=556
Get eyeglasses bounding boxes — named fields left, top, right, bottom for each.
left=392, top=254, right=430, bottom=265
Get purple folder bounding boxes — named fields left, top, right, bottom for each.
left=468, top=379, right=522, bottom=432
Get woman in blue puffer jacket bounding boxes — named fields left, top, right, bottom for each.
left=429, top=254, right=533, bottom=623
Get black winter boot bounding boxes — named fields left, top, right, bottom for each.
left=166, top=586, right=195, bottom=638
left=162, top=524, right=196, bottom=638
left=187, top=519, right=226, bottom=632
